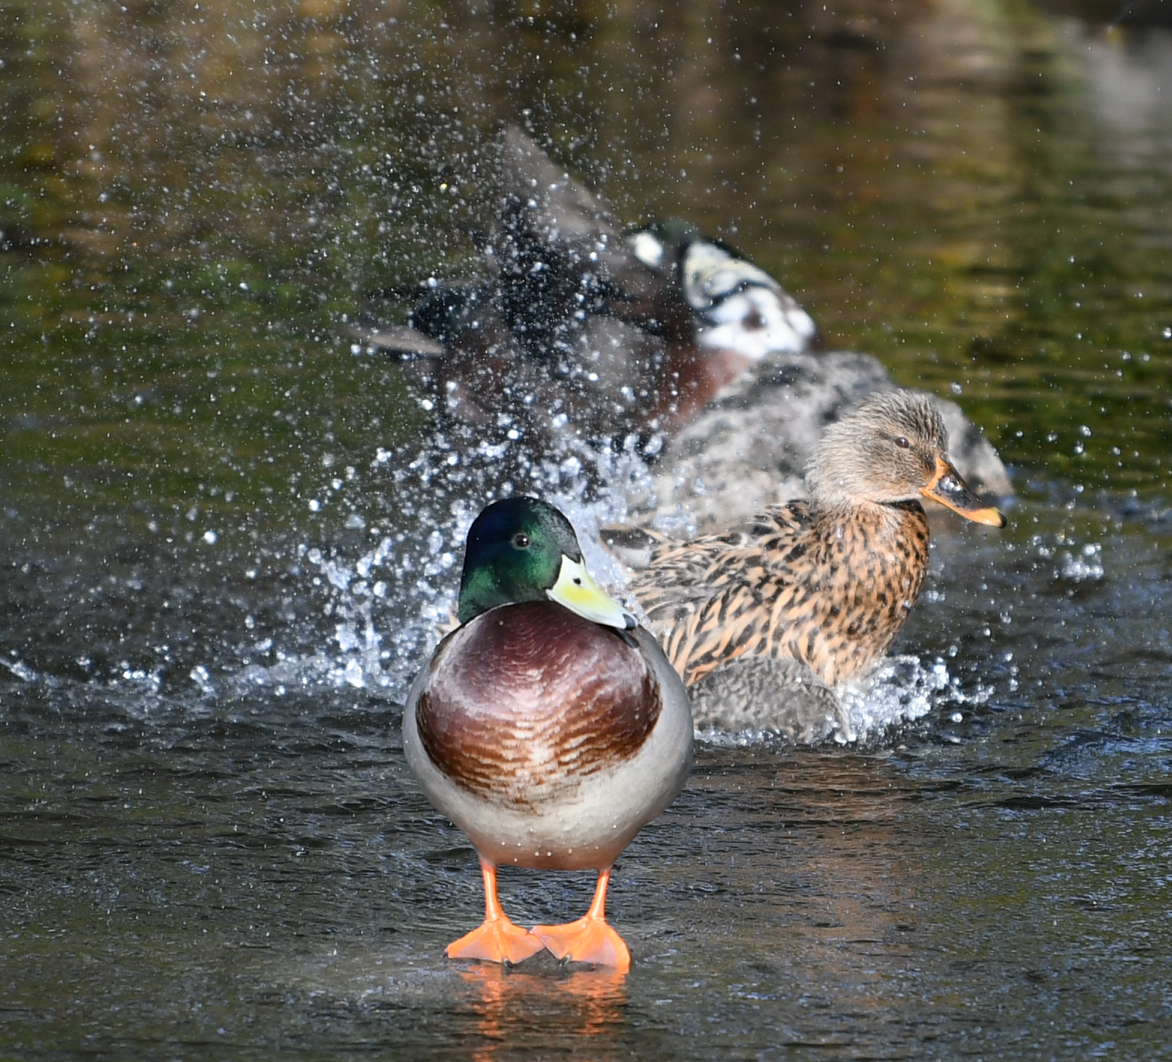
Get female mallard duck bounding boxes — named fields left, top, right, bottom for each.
left=625, top=353, right=1012, bottom=532
left=403, top=497, right=693, bottom=971
left=611, top=390, right=1006, bottom=740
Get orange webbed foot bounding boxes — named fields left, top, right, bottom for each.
left=447, top=915, right=545, bottom=965
left=530, top=915, right=631, bottom=973
left=530, top=867, right=630, bottom=972
left=447, top=861, right=546, bottom=965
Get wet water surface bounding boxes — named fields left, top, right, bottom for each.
left=3, top=0, right=1172, bottom=1059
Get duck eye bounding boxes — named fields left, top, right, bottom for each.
left=512, top=533, right=531, bottom=548
left=894, top=436, right=911, bottom=449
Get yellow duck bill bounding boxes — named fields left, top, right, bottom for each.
left=548, top=555, right=637, bottom=630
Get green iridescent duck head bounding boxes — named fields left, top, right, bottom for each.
left=457, top=497, right=637, bottom=629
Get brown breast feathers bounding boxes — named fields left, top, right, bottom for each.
left=415, top=602, right=661, bottom=807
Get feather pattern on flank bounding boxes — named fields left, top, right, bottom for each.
left=636, top=499, right=929, bottom=687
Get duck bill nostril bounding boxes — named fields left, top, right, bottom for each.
left=921, top=458, right=1008, bottom=528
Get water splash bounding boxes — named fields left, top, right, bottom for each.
left=207, top=422, right=663, bottom=704
left=191, top=408, right=1007, bottom=755
left=0, top=656, right=39, bottom=683
left=1059, top=542, right=1104, bottom=582
left=840, top=653, right=991, bottom=744
left=1030, top=533, right=1105, bottom=583
left=695, top=653, right=990, bottom=748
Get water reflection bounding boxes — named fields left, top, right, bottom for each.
left=684, top=751, right=922, bottom=1014
left=458, top=964, right=628, bottom=1062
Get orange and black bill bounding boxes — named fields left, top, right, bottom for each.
left=920, top=457, right=1007, bottom=528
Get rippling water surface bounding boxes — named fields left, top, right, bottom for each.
left=3, top=0, right=1172, bottom=1058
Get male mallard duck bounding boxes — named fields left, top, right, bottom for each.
left=609, top=390, right=1006, bottom=740
left=403, top=497, right=693, bottom=971
left=349, top=126, right=814, bottom=444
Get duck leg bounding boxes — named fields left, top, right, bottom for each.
left=530, top=868, right=631, bottom=973
left=447, top=860, right=545, bottom=965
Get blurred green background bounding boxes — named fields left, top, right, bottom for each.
left=4, top=0, right=1171, bottom=539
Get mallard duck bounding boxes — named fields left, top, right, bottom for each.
left=349, top=126, right=815, bottom=444
left=403, top=497, right=693, bottom=971
left=609, top=390, right=1006, bottom=738
left=624, top=351, right=1012, bottom=532
left=353, top=127, right=1009, bottom=510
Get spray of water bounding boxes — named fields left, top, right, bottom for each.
left=187, top=404, right=998, bottom=745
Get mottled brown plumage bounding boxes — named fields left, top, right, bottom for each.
left=640, top=496, right=931, bottom=688
left=623, top=391, right=1005, bottom=722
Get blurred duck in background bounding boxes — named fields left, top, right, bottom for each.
left=352, top=125, right=1011, bottom=521
left=349, top=124, right=816, bottom=443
